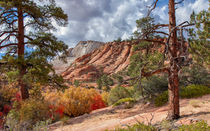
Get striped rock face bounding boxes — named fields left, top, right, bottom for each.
left=62, top=41, right=133, bottom=82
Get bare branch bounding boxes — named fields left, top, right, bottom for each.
left=0, top=43, right=18, bottom=50
left=0, top=34, right=17, bottom=45
left=0, top=31, right=17, bottom=38
left=147, top=0, right=159, bottom=16
left=142, top=67, right=170, bottom=77
left=175, top=0, right=184, bottom=4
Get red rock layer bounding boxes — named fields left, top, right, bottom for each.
left=62, top=41, right=133, bottom=82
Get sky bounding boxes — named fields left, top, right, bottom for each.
left=53, top=0, right=208, bottom=47
left=0, top=0, right=208, bottom=59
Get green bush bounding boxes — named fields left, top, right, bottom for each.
left=180, top=84, right=210, bottom=98
left=108, top=86, right=134, bottom=105
left=154, top=91, right=168, bottom=107
left=178, top=120, right=210, bottom=131
left=106, top=123, right=157, bottom=131
left=180, top=65, right=210, bottom=87
left=154, top=85, right=210, bottom=107
left=113, top=98, right=136, bottom=107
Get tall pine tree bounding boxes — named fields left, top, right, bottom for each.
left=0, top=0, right=68, bottom=99
left=129, top=0, right=194, bottom=120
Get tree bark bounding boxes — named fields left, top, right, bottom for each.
left=167, top=0, right=180, bottom=120
left=17, top=2, right=29, bottom=100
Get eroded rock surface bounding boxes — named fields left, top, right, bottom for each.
left=62, top=41, right=133, bottom=82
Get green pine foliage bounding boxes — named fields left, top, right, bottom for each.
left=0, top=0, right=69, bottom=90
left=179, top=65, right=210, bottom=87
left=96, top=74, right=114, bottom=91
left=188, top=7, right=210, bottom=65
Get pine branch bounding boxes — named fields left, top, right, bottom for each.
left=0, top=34, right=17, bottom=45
left=142, top=67, right=170, bottom=77
left=175, top=0, right=184, bottom=4
left=0, top=43, right=18, bottom=49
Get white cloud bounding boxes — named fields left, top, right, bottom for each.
left=53, top=0, right=208, bottom=47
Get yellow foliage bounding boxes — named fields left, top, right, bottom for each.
left=0, top=85, right=18, bottom=102
left=101, top=92, right=109, bottom=106
left=19, top=98, right=49, bottom=125
left=43, top=90, right=63, bottom=106
left=61, top=87, right=99, bottom=117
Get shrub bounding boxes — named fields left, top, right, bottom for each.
left=90, top=95, right=106, bottom=111
left=113, top=98, right=136, bottom=107
left=180, top=85, right=210, bottom=98
left=101, top=92, right=109, bottom=106
left=108, top=86, right=133, bottom=105
left=178, top=120, right=210, bottom=131
left=154, top=85, right=210, bottom=107
left=154, top=91, right=168, bottom=107
left=49, top=104, right=65, bottom=122
left=18, top=99, right=50, bottom=126
left=61, top=87, right=99, bottom=117
left=43, top=90, right=63, bottom=106
left=106, top=123, right=157, bottom=131
left=142, top=75, right=168, bottom=96
left=180, top=65, right=210, bottom=87
left=73, top=80, right=80, bottom=87
left=0, top=86, right=18, bottom=105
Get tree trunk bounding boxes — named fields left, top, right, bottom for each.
left=167, top=0, right=180, bottom=120
left=17, top=2, right=29, bottom=100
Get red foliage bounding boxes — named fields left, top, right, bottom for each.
left=0, top=112, right=4, bottom=129
left=90, top=95, right=106, bottom=111
left=55, top=105, right=64, bottom=117
left=3, top=105, right=11, bottom=115
left=48, top=104, right=64, bottom=121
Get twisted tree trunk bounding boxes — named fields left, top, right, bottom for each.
left=167, top=0, right=180, bottom=120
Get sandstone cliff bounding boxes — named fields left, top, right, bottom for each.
left=62, top=41, right=133, bottom=82
left=53, top=41, right=105, bottom=74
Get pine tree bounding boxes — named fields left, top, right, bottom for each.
left=128, top=0, right=195, bottom=120
left=0, top=0, right=68, bottom=99
left=189, top=7, right=210, bottom=65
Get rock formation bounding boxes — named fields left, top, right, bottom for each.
left=52, top=41, right=105, bottom=74
left=62, top=41, right=133, bottom=82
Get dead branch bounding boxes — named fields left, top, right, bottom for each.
left=0, top=34, right=17, bottom=45
left=0, top=43, right=18, bottom=50
left=142, top=67, right=170, bottom=77
left=175, top=0, right=184, bottom=4
left=147, top=0, right=159, bottom=16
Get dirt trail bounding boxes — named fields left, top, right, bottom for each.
left=50, top=95, right=210, bottom=131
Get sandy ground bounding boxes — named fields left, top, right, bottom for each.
left=49, top=94, right=210, bottom=131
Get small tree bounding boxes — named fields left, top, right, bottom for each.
left=0, top=0, right=68, bottom=99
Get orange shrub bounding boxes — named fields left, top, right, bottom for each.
left=61, top=87, right=99, bottom=117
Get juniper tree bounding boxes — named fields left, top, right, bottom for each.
left=0, top=0, right=68, bottom=99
